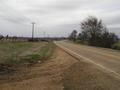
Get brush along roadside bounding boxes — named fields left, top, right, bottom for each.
left=0, top=41, right=55, bottom=75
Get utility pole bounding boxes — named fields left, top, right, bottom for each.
left=31, top=22, right=35, bottom=40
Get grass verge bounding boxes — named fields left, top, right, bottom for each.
left=0, top=41, right=55, bottom=74
left=112, top=41, right=120, bottom=50
left=21, top=41, right=54, bottom=64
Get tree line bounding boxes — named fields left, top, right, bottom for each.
left=69, top=16, right=119, bottom=48
left=0, top=35, right=27, bottom=41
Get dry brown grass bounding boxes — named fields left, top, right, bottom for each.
left=0, top=41, right=54, bottom=83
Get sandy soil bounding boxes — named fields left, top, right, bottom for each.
left=63, top=61, right=120, bottom=90
left=0, top=47, right=77, bottom=90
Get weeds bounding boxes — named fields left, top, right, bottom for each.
left=0, top=41, right=55, bottom=74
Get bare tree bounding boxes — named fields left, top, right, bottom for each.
left=69, top=30, right=77, bottom=41
left=80, top=16, right=118, bottom=48
left=6, top=35, right=9, bottom=40
left=0, top=34, right=4, bottom=41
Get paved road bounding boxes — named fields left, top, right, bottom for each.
left=55, top=40, right=120, bottom=79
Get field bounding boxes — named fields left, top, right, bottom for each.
left=0, top=41, right=54, bottom=75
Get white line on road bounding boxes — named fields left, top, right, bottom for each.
left=64, top=41, right=120, bottom=59
left=55, top=42, right=120, bottom=80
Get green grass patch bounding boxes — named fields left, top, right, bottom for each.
left=23, top=42, right=54, bottom=62
left=0, top=41, right=55, bottom=83
left=28, top=54, right=41, bottom=60
left=0, top=41, right=33, bottom=64
left=0, top=41, right=55, bottom=73
left=112, top=41, right=120, bottom=50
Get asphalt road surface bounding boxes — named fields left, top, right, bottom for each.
left=55, top=40, right=120, bottom=79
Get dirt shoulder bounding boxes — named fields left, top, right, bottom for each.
left=0, top=47, right=120, bottom=90
left=63, top=61, right=120, bottom=90
left=0, top=47, right=77, bottom=90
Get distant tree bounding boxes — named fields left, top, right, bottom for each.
left=81, top=16, right=104, bottom=45
left=6, top=35, right=9, bottom=40
left=80, top=16, right=118, bottom=48
left=12, top=36, right=17, bottom=41
left=69, top=30, right=77, bottom=41
left=77, top=31, right=89, bottom=42
left=101, top=31, right=118, bottom=48
left=0, top=34, right=4, bottom=41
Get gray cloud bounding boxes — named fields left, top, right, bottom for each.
left=0, top=0, right=120, bottom=37
left=0, top=14, right=31, bottom=24
left=104, top=15, right=120, bottom=25
left=0, top=2, right=31, bottom=24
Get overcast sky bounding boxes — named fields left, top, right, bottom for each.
left=0, top=0, right=120, bottom=37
